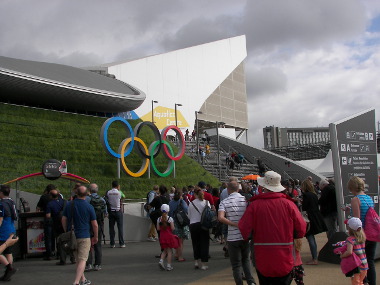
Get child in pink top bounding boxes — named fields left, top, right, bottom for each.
left=340, top=217, right=368, bottom=285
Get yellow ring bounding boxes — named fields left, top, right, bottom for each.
left=120, top=137, right=149, bottom=177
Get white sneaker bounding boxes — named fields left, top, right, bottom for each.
left=120, top=244, right=126, bottom=248
left=84, top=264, right=93, bottom=272
left=166, top=264, right=173, bottom=271
left=201, top=265, right=208, bottom=270
left=158, top=261, right=165, bottom=270
left=194, top=261, right=199, bottom=269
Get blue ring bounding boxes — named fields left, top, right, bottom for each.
left=101, top=117, right=134, bottom=158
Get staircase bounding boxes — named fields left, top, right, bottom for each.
left=184, top=138, right=259, bottom=182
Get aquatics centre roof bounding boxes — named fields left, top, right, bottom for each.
left=0, top=56, right=145, bottom=113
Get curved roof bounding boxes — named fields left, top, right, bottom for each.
left=0, top=56, right=145, bottom=113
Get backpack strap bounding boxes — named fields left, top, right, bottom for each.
left=190, top=201, right=201, bottom=214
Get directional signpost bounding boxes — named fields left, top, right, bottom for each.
left=330, top=109, right=379, bottom=231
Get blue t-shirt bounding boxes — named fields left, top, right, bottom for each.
left=357, top=195, right=374, bottom=227
left=0, top=202, right=16, bottom=241
left=63, top=199, right=96, bottom=239
left=46, top=198, right=66, bottom=217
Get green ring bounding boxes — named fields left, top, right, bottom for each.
left=150, top=140, right=175, bottom=177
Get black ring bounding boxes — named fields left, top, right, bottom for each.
left=134, top=122, right=162, bottom=159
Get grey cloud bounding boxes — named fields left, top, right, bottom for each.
left=241, top=0, right=367, bottom=51
left=246, top=67, right=287, bottom=98
left=160, top=15, right=238, bottom=51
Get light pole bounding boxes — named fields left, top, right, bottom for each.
left=216, top=121, right=225, bottom=181
left=195, top=111, right=203, bottom=163
left=151, top=100, right=158, bottom=123
left=174, top=103, right=182, bottom=127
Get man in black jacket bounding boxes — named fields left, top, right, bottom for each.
left=318, top=179, right=337, bottom=240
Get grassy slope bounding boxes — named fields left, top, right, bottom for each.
left=0, top=103, right=220, bottom=198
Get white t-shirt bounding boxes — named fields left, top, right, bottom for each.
left=107, top=188, right=121, bottom=211
left=188, top=199, right=209, bottom=224
left=218, top=192, right=247, bottom=241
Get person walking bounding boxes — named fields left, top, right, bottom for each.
left=45, top=188, right=66, bottom=264
left=348, top=176, right=377, bottom=285
left=218, top=181, right=256, bottom=285
left=157, top=204, right=179, bottom=271
left=37, top=184, right=56, bottom=260
left=85, top=183, right=107, bottom=272
left=188, top=187, right=211, bottom=270
left=301, top=179, right=327, bottom=265
left=106, top=181, right=125, bottom=248
left=0, top=185, right=18, bottom=281
left=146, top=185, right=159, bottom=241
left=169, top=189, right=189, bottom=262
left=62, top=186, right=98, bottom=285
left=239, top=171, right=306, bottom=285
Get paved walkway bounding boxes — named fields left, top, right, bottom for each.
left=9, top=234, right=380, bottom=285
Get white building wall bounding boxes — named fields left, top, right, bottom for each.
left=104, top=35, right=247, bottom=133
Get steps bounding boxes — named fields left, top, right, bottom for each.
left=184, top=138, right=260, bottom=182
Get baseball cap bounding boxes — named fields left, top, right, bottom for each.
left=346, top=217, right=362, bottom=231
left=160, top=204, right=170, bottom=213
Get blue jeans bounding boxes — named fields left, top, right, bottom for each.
left=306, top=234, right=317, bottom=260
left=109, top=211, right=124, bottom=246
left=228, top=240, right=256, bottom=285
left=364, top=240, right=377, bottom=285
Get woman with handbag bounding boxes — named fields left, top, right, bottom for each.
left=301, top=179, right=327, bottom=265
left=349, top=176, right=377, bottom=285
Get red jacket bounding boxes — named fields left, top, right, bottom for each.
left=239, top=192, right=306, bottom=277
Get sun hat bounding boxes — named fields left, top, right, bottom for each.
left=346, top=217, right=362, bottom=231
left=160, top=204, right=170, bottom=213
left=257, top=171, right=285, bottom=193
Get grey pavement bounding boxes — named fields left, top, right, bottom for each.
left=7, top=234, right=380, bottom=285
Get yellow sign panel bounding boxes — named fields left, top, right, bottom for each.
left=140, top=106, right=190, bottom=129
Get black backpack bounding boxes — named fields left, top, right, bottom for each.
left=90, top=195, right=106, bottom=223
left=173, top=200, right=190, bottom=228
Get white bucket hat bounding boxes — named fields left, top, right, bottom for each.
left=257, top=171, right=285, bottom=193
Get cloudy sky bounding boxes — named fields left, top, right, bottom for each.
left=1, top=0, right=379, bottom=147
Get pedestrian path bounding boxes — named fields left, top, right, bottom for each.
left=10, top=233, right=380, bottom=285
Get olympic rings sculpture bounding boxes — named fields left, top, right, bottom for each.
left=100, top=117, right=186, bottom=178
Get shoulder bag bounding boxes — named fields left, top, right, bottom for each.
left=57, top=200, right=77, bottom=253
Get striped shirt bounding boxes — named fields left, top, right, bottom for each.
left=218, top=192, right=247, bottom=241
left=357, top=195, right=374, bottom=227
left=346, top=236, right=368, bottom=271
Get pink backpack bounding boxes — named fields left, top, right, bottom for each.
left=364, top=206, right=380, bottom=242
left=333, top=242, right=362, bottom=274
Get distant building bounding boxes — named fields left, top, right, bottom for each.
left=263, top=126, right=330, bottom=149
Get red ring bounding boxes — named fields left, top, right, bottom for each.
left=161, top=126, right=186, bottom=161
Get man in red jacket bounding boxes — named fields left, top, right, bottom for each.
left=239, top=171, right=306, bottom=285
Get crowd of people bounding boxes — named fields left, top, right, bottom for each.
left=0, top=172, right=377, bottom=285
